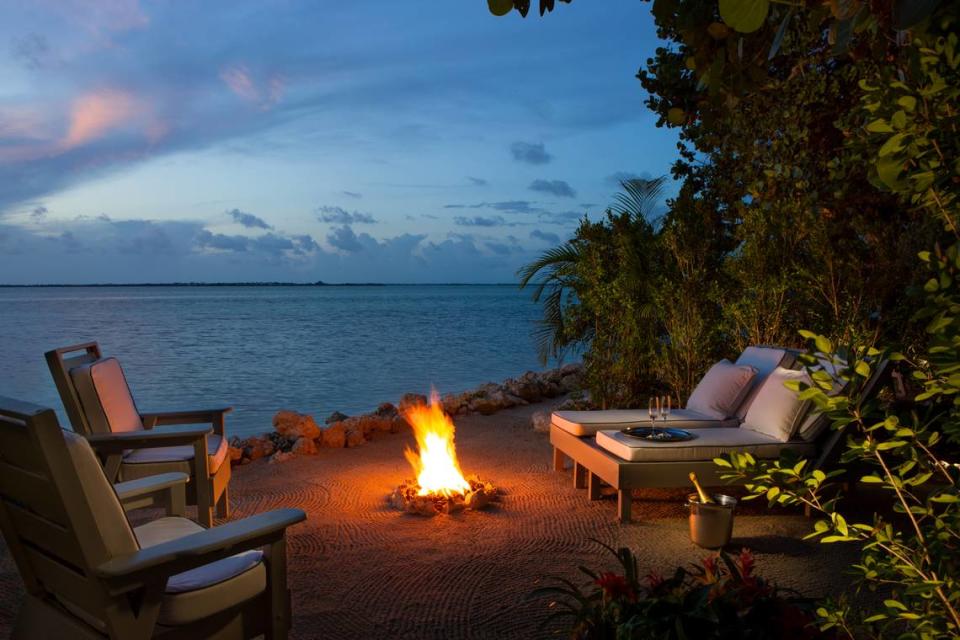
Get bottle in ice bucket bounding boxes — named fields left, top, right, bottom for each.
left=689, top=472, right=713, bottom=504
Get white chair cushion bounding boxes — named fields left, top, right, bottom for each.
left=70, top=357, right=143, bottom=434
left=61, top=430, right=139, bottom=557
left=741, top=367, right=812, bottom=442
left=595, top=427, right=814, bottom=462
left=733, top=346, right=796, bottom=418
left=552, top=409, right=739, bottom=437
left=122, top=434, right=228, bottom=474
left=686, top=360, right=757, bottom=420
left=134, top=517, right=265, bottom=625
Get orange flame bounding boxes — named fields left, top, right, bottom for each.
left=401, top=391, right=470, bottom=497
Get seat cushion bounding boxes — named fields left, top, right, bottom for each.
left=595, top=427, right=814, bottom=463
left=733, top=346, right=797, bottom=418
left=686, top=360, right=757, bottom=420
left=122, top=434, right=228, bottom=474
left=134, top=517, right=265, bottom=626
left=797, top=357, right=850, bottom=442
left=70, top=357, right=143, bottom=434
left=552, top=409, right=739, bottom=437
left=742, top=367, right=812, bottom=442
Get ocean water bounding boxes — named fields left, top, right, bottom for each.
left=0, top=285, right=550, bottom=437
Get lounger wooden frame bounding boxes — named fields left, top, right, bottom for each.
left=45, top=342, right=232, bottom=528
left=551, top=360, right=889, bottom=523
left=0, top=396, right=305, bottom=640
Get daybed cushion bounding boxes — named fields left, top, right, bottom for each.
left=797, top=357, right=850, bottom=442
left=595, top=427, right=814, bottom=463
left=70, top=357, right=143, bottom=434
left=134, top=517, right=265, bottom=625
left=741, top=367, right=812, bottom=442
left=686, top=360, right=757, bottom=420
left=552, top=409, right=739, bottom=437
left=733, top=346, right=797, bottom=418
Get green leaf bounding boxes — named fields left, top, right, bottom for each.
left=488, top=0, right=514, bottom=16
left=897, top=95, right=918, bottom=112
left=866, top=119, right=894, bottom=133
left=884, top=599, right=908, bottom=611
left=719, top=0, right=770, bottom=34
left=667, top=107, right=686, bottom=125
left=878, top=133, right=908, bottom=158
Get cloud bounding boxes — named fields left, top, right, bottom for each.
left=220, top=64, right=284, bottom=110
left=326, top=225, right=363, bottom=253
left=317, top=205, right=377, bottom=224
left=291, top=234, right=320, bottom=254
left=485, top=240, right=516, bottom=255
left=227, top=208, right=272, bottom=229
left=530, top=229, right=559, bottom=244
left=510, top=141, right=552, bottom=165
left=453, top=215, right=506, bottom=227
left=196, top=229, right=250, bottom=252
left=605, top=171, right=652, bottom=186
left=11, top=33, right=51, bottom=69
left=31, top=206, right=48, bottom=219
left=443, top=200, right=547, bottom=215
left=341, top=191, right=362, bottom=199
left=529, top=179, right=576, bottom=198
left=61, top=89, right=141, bottom=150
left=467, top=176, right=488, bottom=187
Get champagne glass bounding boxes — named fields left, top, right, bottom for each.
left=661, top=395, right=671, bottom=430
left=648, top=396, right=659, bottom=435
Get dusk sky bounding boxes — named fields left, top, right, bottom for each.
left=0, top=1, right=677, bottom=284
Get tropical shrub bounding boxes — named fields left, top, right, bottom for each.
left=538, top=541, right=828, bottom=639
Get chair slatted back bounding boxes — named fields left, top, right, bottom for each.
left=45, top=342, right=102, bottom=436
left=813, top=358, right=891, bottom=471
left=0, top=396, right=112, bottom=623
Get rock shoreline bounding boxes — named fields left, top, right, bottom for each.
left=228, top=363, right=584, bottom=465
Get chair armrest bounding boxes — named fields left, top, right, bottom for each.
left=114, top=472, right=189, bottom=502
left=140, top=407, right=233, bottom=427
left=86, top=424, right=212, bottom=454
left=96, top=508, right=307, bottom=583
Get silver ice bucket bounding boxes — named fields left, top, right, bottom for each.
left=687, top=493, right=737, bottom=549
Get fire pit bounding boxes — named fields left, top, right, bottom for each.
left=389, top=392, right=500, bottom=516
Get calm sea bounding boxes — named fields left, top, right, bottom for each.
left=0, top=285, right=550, bottom=437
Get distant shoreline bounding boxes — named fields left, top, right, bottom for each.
left=0, top=282, right=518, bottom=288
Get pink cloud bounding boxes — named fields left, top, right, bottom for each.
left=220, top=64, right=285, bottom=110
left=39, top=0, right=148, bottom=35
left=61, top=89, right=139, bottom=149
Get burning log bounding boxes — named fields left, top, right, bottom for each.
left=389, top=475, right=501, bottom=516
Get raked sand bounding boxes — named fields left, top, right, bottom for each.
left=0, top=397, right=860, bottom=638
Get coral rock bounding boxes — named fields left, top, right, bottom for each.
left=321, top=422, right=347, bottom=448
left=345, top=427, right=365, bottom=448
left=291, top=437, right=319, bottom=455
left=268, top=450, right=295, bottom=464
left=399, top=393, right=428, bottom=411
left=244, top=435, right=275, bottom=461
left=228, top=445, right=244, bottom=464
left=325, top=411, right=349, bottom=425
left=273, top=410, right=321, bottom=440
left=531, top=410, right=551, bottom=433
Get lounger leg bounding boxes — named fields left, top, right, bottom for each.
left=617, top=490, right=632, bottom=523
left=552, top=447, right=565, bottom=472
left=588, top=473, right=602, bottom=500
left=265, top=537, right=291, bottom=640
left=573, top=462, right=587, bottom=489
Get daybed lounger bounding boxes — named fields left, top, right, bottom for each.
left=0, top=396, right=306, bottom=640
left=550, top=345, right=796, bottom=478
left=551, top=349, right=886, bottom=523
left=46, top=342, right=232, bottom=528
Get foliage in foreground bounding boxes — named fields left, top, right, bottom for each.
left=537, top=541, right=828, bottom=639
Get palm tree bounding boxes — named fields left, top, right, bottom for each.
left=519, top=176, right=667, bottom=364
left=518, top=241, right=583, bottom=364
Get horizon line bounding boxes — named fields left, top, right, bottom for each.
left=0, top=281, right=522, bottom=288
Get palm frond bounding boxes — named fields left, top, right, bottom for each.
left=612, top=176, right=667, bottom=223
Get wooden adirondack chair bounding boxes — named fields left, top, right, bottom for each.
left=0, top=396, right=305, bottom=639
left=46, top=342, right=232, bottom=527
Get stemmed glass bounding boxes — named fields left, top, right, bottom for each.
left=648, top=396, right=660, bottom=436
left=661, top=395, right=671, bottom=431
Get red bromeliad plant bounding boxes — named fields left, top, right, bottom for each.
left=536, top=540, right=831, bottom=639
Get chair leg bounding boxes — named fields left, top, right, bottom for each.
left=573, top=462, right=587, bottom=489
left=196, top=479, right=214, bottom=528
left=216, top=484, right=230, bottom=519
left=588, top=473, right=602, bottom=501
left=167, top=483, right=186, bottom=517
left=617, top=490, right=632, bottom=523
left=552, top=447, right=565, bottom=472
left=265, top=537, right=291, bottom=640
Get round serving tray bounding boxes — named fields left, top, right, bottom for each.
left=620, top=426, right=695, bottom=442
